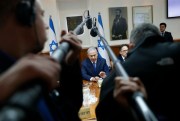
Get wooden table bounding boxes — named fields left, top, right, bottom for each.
left=79, top=80, right=100, bottom=121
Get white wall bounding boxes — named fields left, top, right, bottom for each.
left=41, top=0, right=180, bottom=51
left=57, top=0, right=91, bottom=47
left=39, top=0, right=60, bottom=52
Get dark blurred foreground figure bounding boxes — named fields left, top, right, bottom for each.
left=0, top=0, right=82, bottom=121
left=159, top=22, right=173, bottom=42
left=96, top=23, right=180, bottom=121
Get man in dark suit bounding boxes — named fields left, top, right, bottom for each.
left=81, top=46, right=110, bottom=81
left=96, top=23, right=180, bottom=121
left=117, top=44, right=129, bottom=63
left=160, top=22, right=173, bottom=42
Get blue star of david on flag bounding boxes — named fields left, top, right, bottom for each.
left=98, top=40, right=105, bottom=50
left=49, top=40, right=58, bottom=53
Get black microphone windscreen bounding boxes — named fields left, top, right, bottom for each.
left=86, top=10, right=92, bottom=29
left=90, top=28, right=97, bottom=37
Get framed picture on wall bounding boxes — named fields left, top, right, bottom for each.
left=132, top=5, right=153, bottom=28
left=109, top=7, right=128, bottom=41
left=66, top=16, right=84, bottom=35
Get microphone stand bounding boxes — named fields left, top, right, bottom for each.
left=0, top=17, right=91, bottom=121
left=91, top=26, right=158, bottom=121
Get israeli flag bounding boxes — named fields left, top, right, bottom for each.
left=49, top=16, right=58, bottom=56
left=97, top=13, right=111, bottom=68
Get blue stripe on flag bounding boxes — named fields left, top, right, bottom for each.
left=98, top=13, right=104, bottom=29
left=49, top=16, right=56, bottom=35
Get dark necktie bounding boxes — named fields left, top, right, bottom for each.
left=93, top=62, right=96, bottom=72
left=161, top=32, right=164, bottom=37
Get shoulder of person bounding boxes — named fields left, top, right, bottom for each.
left=165, top=31, right=171, bottom=34
left=82, top=58, right=90, bottom=64
left=97, top=57, right=106, bottom=64
left=121, top=17, right=126, bottom=20
left=168, top=42, right=180, bottom=52
left=131, top=42, right=180, bottom=60
left=98, top=57, right=106, bottom=61
left=118, top=55, right=123, bottom=59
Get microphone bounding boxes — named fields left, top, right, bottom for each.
left=86, top=10, right=92, bottom=29
left=90, top=17, right=97, bottom=37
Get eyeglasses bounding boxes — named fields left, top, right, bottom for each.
left=121, top=50, right=128, bottom=52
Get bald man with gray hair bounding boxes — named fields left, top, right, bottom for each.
left=129, top=23, right=161, bottom=49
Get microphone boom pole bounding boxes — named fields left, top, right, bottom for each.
left=91, top=27, right=158, bottom=121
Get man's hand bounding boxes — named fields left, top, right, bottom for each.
left=95, top=76, right=100, bottom=82
left=0, top=54, right=61, bottom=101
left=60, top=30, right=82, bottom=64
left=99, top=71, right=106, bottom=78
left=113, top=76, right=147, bottom=108
left=90, top=76, right=99, bottom=82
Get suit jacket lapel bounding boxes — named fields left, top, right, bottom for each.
left=87, top=59, right=95, bottom=75
left=96, top=58, right=101, bottom=73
